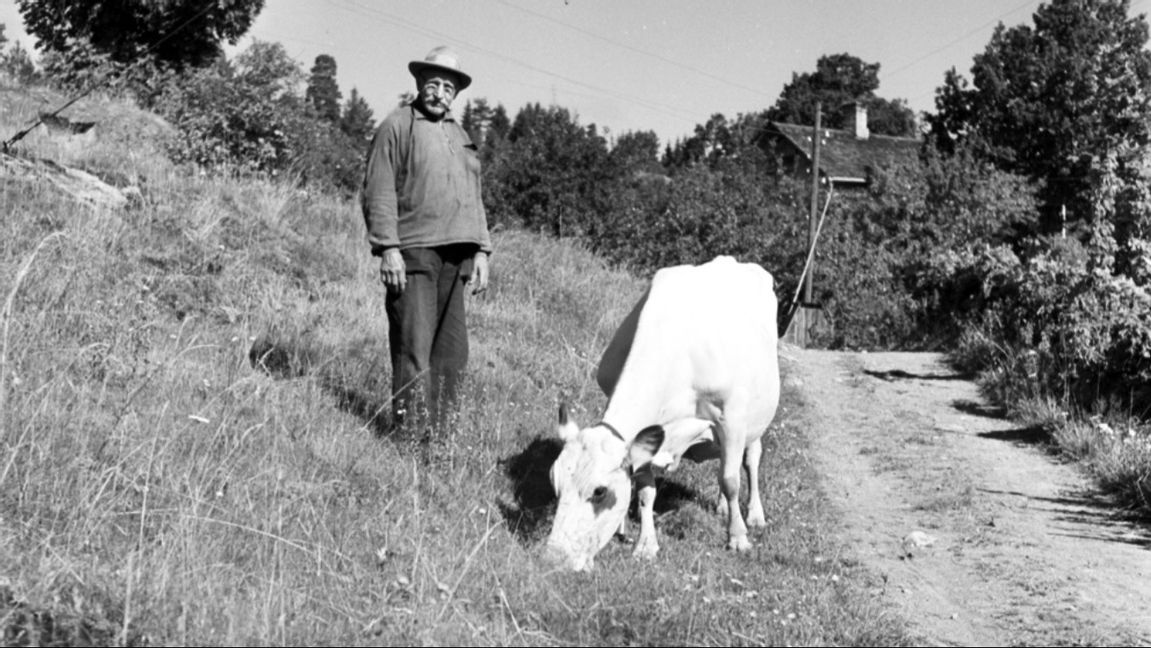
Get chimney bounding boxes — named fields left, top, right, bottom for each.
left=851, top=102, right=870, bottom=140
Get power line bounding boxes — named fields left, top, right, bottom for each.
left=325, top=0, right=705, bottom=129
left=493, top=0, right=770, bottom=100
left=880, top=0, right=1040, bottom=82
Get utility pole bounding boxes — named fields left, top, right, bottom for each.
left=804, top=102, right=822, bottom=305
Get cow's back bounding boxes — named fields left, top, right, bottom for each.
left=597, top=257, right=779, bottom=429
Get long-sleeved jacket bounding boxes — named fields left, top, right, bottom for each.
left=361, top=103, right=492, bottom=256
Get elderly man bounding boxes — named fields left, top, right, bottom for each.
left=362, top=46, right=492, bottom=434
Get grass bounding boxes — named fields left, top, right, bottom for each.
left=0, top=86, right=909, bottom=645
left=952, top=325, right=1151, bottom=516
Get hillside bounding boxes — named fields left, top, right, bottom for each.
left=1, top=91, right=910, bottom=645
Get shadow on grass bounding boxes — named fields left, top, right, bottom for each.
left=499, top=436, right=562, bottom=543
left=953, top=398, right=1008, bottom=419
left=497, top=438, right=712, bottom=546
left=249, top=334, right=394, bottom=437
left=0, top=585, right=131, bottom=647
left=979, top=487, right=1151, bottom=546
left=863, top=368, right=971, bottom=382
left=977, top=425, right=1051, bottom=445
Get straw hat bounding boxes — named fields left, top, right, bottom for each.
left=408, top=46, right=472, bottom=91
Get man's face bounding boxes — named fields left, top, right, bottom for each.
left=417, top=71, right=458, bottom=118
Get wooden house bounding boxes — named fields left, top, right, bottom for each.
left=761, top=104, right=921, bottom=188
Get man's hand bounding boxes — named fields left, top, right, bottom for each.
left=468, top=251, right=489, bottom=295
left=379, top=248, right=406, bottom=293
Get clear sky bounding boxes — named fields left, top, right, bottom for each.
left=6, top=1, right=1150, bottom=147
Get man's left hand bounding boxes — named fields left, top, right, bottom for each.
left=468, top=252, right=489, bottom=295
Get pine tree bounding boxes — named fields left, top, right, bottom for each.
left=306, top=54, right=341, bottom=123
left=340, top=87, right=376, bottom=145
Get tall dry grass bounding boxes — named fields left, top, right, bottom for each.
left=0, top=89, right=908, bottom=645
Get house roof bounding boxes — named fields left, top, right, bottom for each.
left=766, top=121, right=921, bottom=185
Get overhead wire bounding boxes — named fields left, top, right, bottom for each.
left=324, top=0, right=704, bottom=129
left=880, top=0, right=1041, bottom=83
left=493, top=0, right=770, bottom=100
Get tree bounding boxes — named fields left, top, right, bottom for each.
left=927, top=0, right=1151, bottom=232
left=17, top=0, right=264, bottom=70
left=765, top=53, right=917, bottom=137
left=306, top=54, right=341, bottom=122
left=340, top=87, right=376, bottom=145
left=154, top=40, right=306, bottom=172
left=484, top=103, right=613, bottom=235
left=610, top=130, right=663, bottom=176
left=3, top=40, right=39, bottom=85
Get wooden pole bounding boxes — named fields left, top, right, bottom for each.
left=804, top=102, right=822, bottom=305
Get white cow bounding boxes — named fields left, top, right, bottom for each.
left=545, top=256, right=780, bottom=571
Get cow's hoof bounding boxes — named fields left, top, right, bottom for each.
left=728, top=535, right=752, bottom=552
left=633, top=539, right=660, bottom=561
left=746, top=512, right=767, bottom=528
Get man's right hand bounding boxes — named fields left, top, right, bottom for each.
left=380, top=248, right=406, bottom=294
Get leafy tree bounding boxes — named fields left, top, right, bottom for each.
left=17, top=0, right=264, bottom=70
left=484, top=103, right=613, bottom=235
left=306, top=54, right=341, bottom=122
left=765, top=53, right=917, bottom=136
left=610, top=130, right=663, bottom=176
left=155, top=40, right=307, bottom=172
left=927, top=0, right=1151, bottom=232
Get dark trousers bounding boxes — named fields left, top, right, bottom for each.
left=385, top=245, right=473, bottom=432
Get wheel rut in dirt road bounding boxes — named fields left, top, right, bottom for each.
left=787, top=348, right=1151, bottom=647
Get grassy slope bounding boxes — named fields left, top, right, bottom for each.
left=0, top=89, right=908, bottom=646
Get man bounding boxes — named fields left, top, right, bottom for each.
left=362, top=46, right=491, bottom=434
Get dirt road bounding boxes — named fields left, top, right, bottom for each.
left=789, top=348, right=1151, bottom=647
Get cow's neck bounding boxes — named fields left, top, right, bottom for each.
left=600, top=371, right=688, bottom=441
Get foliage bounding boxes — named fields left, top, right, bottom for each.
left=765, top=53, right=917, bottom=137
left=340, top=86, right=376, bottom=146
left=947, top=226, right=1151, bottom=417
left=18, top=0, right=265, bottom=71
left=154, top=41, right=363, bottom=194
left=306, top=54, right=341, bottom=123
left=483, top=103, right=615, bottom=235
left=663, top=111, right=766, bottom=169
left=154, top=42, right=305, bottom=173
left=2, top=40, right=39, bottom=85
left=928, top=0, right=1151, bottom=231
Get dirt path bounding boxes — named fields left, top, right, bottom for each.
left=788, top=348, right=1151, bottom=647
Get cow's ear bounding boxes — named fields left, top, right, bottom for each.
left=629, top=425, right=665, bottom=468
left=556, top=403, right=580, bottom=443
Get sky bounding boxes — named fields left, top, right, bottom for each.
left=4, top=1, right=1150, bottom=148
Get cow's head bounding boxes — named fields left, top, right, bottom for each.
left=544, top=404, right=663, bottom=571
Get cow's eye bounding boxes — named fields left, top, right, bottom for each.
left=588, top=485, right=616, bottom=513
left=590, top=486, right=608, bottom=503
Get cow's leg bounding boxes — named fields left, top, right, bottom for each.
left=632, top=466, right=659, bottom=560
left=744, top=437, right=766, bottom=528
left=714, top=417, right=751, bottom=551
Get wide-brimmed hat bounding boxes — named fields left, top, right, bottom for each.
left=408, top=46, right=472, bottom=91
